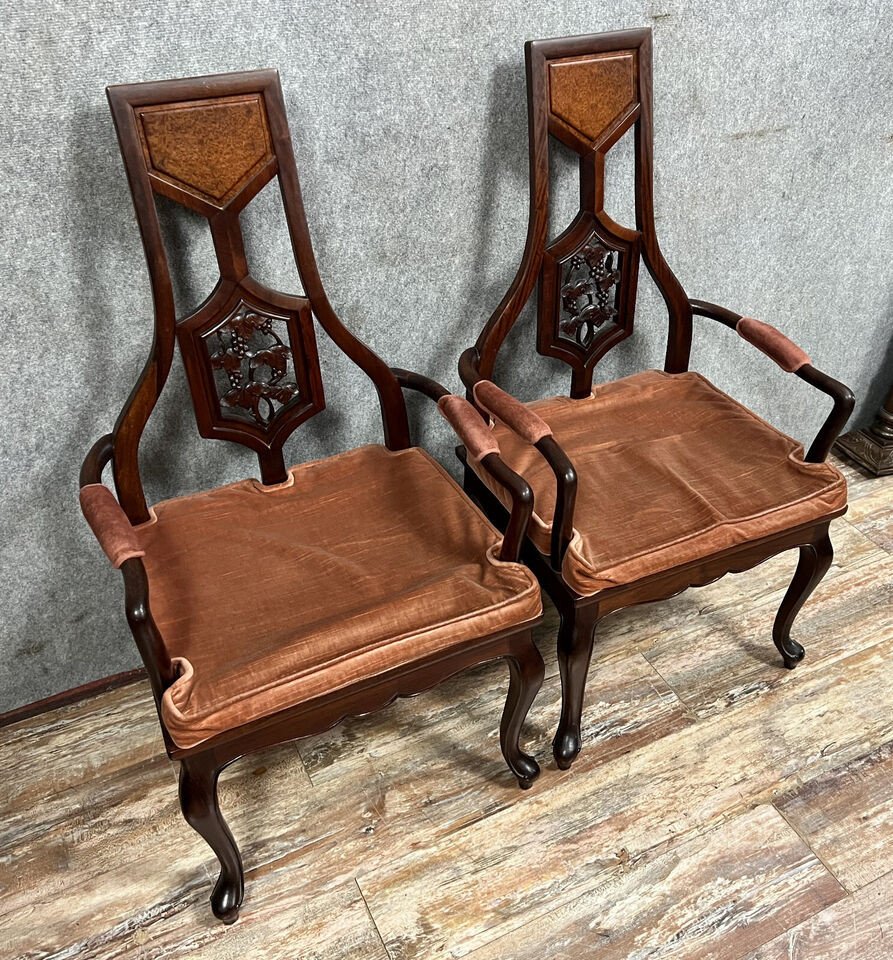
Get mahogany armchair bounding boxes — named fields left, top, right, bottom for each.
left=458, top=29, right=855, bottom=771
left=79, top=70, right=545, bottom=923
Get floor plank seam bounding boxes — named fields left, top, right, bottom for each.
left=634, top=653, right=700, bottom=726
left=772, top=799, right=850, bottom=896
left=355, top=877, right=394, bottom=960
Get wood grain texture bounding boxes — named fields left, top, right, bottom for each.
left=3, top=472, right=891, bottom=958
left=549, top=52, right=637, bottom=148
left=138, top=95, right=274, bottom=210
left=776, top=741, right=893, bottom=892
left=845, top=481, right=893, bottom=553
left=743, top=869, right=893, bottom=960
left=360, top=637, right=893, bottom=958
left=465, top=805, right=843, bottom=960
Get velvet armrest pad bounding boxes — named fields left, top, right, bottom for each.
left=473, top=380, right=553, bottom=444
left=437, top=395, right=499, bottom=463
left=80, top=483, right=145, bottom=568
left=736, top=316, right=811, bottom=373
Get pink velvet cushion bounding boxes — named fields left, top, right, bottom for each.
left=80, top=484, right=145, bottom=568
left=473, top=380, right=553, bottom=444
left=473, top=370, right=847, bottom=596
left=736, top=317, right=811, bottom=372
left=135, top=445, right=541, bottom=749
left=437, top=394, right=499, bottom=463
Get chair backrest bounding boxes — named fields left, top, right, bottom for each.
left=107, top=70, right=410, bottom=522
left=466, top=28, right=692, bottom=398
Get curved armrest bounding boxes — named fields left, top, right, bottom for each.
left=391, top=368, right=534, bottom=563
left=690, top=299, right=855, bottom=461
left=471, top=379, right=578, bottom=571
left=80, top=484, right=145, bottom=568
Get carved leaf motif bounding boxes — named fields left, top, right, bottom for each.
left=559, top=236, right=623, bottom=348
left=207, top=302, right=302, bottom=426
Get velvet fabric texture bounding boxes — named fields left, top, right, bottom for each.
left=736, top=317, right=811, bottom=372
left=473, top=380, right=553, bottom=444
left=473, top=371, right=847, bottom=596
left=134, top=445, right=541, bottom=749
left=437, top=394, right=499, bottom=463
left=79, top=484, right=146, bottom=568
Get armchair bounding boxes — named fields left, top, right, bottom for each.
left=458, top=29, right=854, bottom=771
left=80, top=70, right=545, bottom=923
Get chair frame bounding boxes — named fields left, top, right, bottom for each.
left=81, top=70, right=544, bottom=923
left=457, top=29, right=854, bottom=770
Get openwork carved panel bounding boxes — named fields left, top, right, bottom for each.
left=558, top=241, right=622, bottom=348
left=538, top=219, right=640, bottom=373
left=207, top=303, right=302, bottom=426
left=178, top=285, right=325, bottom=453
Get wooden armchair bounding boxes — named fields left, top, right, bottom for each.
left=458, top=29, right=855, bottom=771
left=80, top=70, right=544, bottom=924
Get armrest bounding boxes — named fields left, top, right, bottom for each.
left=79, top=484, right=145, bottom=568
left=472, top=379, right=578, bottom=571
left=690, top=299, right=855, bottom=461
left=390, top=367, right=535, bottom=563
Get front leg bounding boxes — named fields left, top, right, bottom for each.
left=179, top=753, right=244, bottom=924
left=773, top=531, right=834, bottom=669
left=553, top=604, right=598, bottom=770
left=500, top=634, right=545, bottom=788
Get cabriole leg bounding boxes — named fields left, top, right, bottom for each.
left=500, top=636, right=545, bottom=789
left=773, top=532, right=834, bottom=669
left=179, top=754, right=244, bottom=924
left=553, top=605, right=598, bottom=770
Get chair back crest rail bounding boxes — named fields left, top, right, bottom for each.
left=465, top=28, right=692, bottom=398
left=106, top=71, right=410, bottom=522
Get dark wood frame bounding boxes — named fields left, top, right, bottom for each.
left=82, top=70, right=545, bottom=924
left=458, top=29, right=854, bottom=770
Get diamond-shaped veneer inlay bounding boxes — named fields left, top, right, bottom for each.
left=138, top=95, right=273, bottom=210
left=549, top=51, right=637, bottom=149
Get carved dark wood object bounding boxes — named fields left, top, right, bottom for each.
left=459, top=29, right=855, bottom=770
left=835, top=381, right=893, bottom=476
left=81, top=70, right=544, bottom=923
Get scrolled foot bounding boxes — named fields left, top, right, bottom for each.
left=211, top=871, right=244, bottom=924
left=552, top=727, right=582, bottom=770
left=511, top=753, right=541, bottom=790
left=779, top=637, right=806, bottom=670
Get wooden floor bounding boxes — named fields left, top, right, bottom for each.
left=2, top=456, right=891, bottom=959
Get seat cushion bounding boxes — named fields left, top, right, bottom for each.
left=475, top=370, right=847, bottom=596
left=136, top=445, right=541, bottom=749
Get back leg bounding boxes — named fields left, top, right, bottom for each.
left=773, top=532, right=833, bottom=669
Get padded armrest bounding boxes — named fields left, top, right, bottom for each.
left=736, top=316, right=811, bottom=373
left=472, top=380, right=553, bottom=444
left=80, top=483, right=145, bottom=568
left=437, top=395, right=500, bottom=463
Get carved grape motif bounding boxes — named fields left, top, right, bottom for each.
left=559, top=239, right=622, bottom=347
left=208, top=304, right=301, bottom=425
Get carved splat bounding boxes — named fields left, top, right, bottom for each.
left=137, top=95, right=277, bottom=214
left=178, top=283, right=325, bottom=455
left=538, top=216, right=640, bottom=377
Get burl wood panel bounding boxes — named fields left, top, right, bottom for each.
left=548, top=51, right=637, bottom=149
left=137, top=95, right=274, bottom=210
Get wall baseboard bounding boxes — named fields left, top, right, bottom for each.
left=0, top=667, right=147, bottom=729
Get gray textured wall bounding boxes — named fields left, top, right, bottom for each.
left=0, top=0, right=890, bottom=712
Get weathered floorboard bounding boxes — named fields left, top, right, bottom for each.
left=775, top=740, right=893, bottom=893
left=464, top=804, right=844, bottom=960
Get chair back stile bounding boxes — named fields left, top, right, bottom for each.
left=106, top=71, right=410, bottom=523
left=466, top=28, right=692, bottom=398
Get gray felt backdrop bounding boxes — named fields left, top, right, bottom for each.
left=0, top=0, right=890, bottom=711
